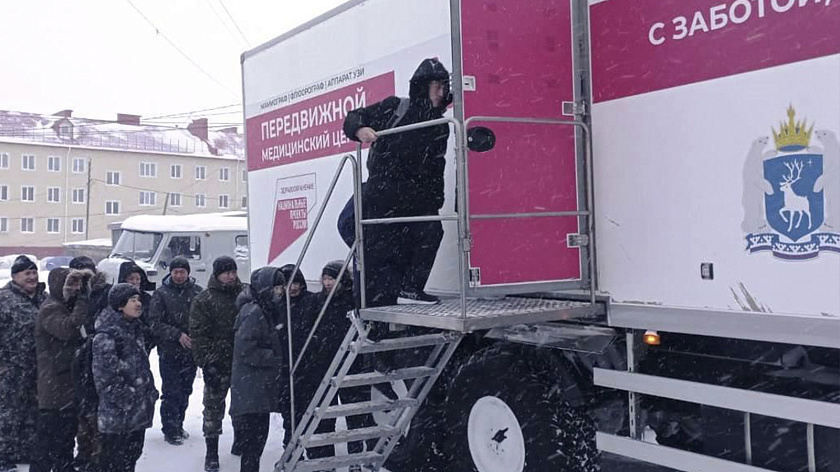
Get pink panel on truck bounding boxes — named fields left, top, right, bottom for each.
left=462, top=0, right=580, bottom=286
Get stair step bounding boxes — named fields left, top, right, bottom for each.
left=291, top=452, right=384, bottom=472
left=355, top=333, right=452, bottom=353
left=322, top=398, right=419, bottom=419
left=337, top=367, right=438, bottom=388
left=307, top=425, right=399, bottom=447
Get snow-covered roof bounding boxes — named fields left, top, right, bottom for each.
left=62, top=238, right=113, bottom=248
left=0, top=109, right=243, bottom=159
left=120, top=213, right=247, bottom=233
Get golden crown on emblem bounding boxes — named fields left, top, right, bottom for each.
left=772, top=105, right=813, bottom=151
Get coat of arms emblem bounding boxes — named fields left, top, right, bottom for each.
left=743, top=106, right=840, bottom=259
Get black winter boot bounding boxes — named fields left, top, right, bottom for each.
left=204, top=437, right=220, bottom=472
left=240, top=454, right=260, bottom=472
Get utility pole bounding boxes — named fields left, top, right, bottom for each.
left=84, top=158, right=92, bottom=240
left=163, top=192, right=170, bottom=215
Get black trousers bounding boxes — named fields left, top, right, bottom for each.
left=363, top=219, right=443, bottom=306
left=100, top=431, right=144, bottom=472
left=232, top=414, right=269, bottom=472
left=280, top=400, right=336, bottom=461
left=29, top=407, right=77, bottom=472
left=158, top=350, right=196, bottom=436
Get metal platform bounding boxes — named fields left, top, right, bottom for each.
left=359, top=297, right=604, bottom=332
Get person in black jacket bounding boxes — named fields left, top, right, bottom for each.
left=147, top=257, right=203, bottom=445
left=343, top=58, right=452, bottom=306
left=229, top=267, right=285, bottom=472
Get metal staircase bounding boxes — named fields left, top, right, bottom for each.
left=276, top=315, right=463, bottom=472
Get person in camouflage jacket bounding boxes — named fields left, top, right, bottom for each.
left=0, top=256, right=46, bottom=470
left=189, top=256, right=243, bottom=472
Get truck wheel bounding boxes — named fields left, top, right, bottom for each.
left=442, top=344, right=598, bottom=472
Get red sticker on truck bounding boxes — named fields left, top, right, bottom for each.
left=246, top=72, right=396, bottom=171
left=268, top=174, right=317, bottom=264
left=590, top=0, right=840, bottom=103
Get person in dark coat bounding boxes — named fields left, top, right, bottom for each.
left=92, top=284, right=159, bottom=472
left=68, top=256, right=108, bottom=472
left=343, top=58, right=452, bottom=306
left=0, top=256, right=45, bottom=471
left=147, top=257, right=203, bottom=445
left=189, top=256, right=243, bottom=472
left=31, top=268, right=92, bottom=472
left=230, top=267, right=285, bottom=472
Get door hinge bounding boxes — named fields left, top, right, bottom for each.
left=463, top=75, right=477, bottom=92
left=469, top=267, right=481, bottom=287
left=567, top=233, right=590, bottom=248
left=562, top=100, right=588, bottom=117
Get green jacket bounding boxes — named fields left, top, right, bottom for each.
left=189, top=275, right=243, bottom=369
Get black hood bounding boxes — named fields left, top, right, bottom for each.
left=409, top=58, right=452, bottom=111
left=47, top=267, right=71, bottom=303
left=279, top=264, right=307, bottom=293
left=117, top=261, right=155, bottom=291
left=250, top=266, right=285, bottom=309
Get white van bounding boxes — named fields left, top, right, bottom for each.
left=98, top=212, right=250, bottom=289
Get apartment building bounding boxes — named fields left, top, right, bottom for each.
left=0, top=109, right=246, bottom=258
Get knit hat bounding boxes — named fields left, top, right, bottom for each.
left=169, top=257, right=191, bottom=274
left=108, top=283, right=141, bottom=310
left=322, top=260, right=345, bottom=279
left=212, top=256, right=237, bottom=277
left=11, top=255, right=37, bottom=275
left=69, top=256, right=97, bottom=271
left=279, top=264, right=307, bottom=288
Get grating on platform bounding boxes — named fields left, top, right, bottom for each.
left=359, top=296, right=604, bottom=332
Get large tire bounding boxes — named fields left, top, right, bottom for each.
left=441, top=344, right=599, bottom=472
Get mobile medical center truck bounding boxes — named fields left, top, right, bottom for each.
left=241, top=1, right=839, bottom=471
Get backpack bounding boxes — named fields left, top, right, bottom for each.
left=73, top=330, right=123, bottom=416
left=337, top=97, right=410, bottom=246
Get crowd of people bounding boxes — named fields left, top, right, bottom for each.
left=0, top=253, right=355, bottom=472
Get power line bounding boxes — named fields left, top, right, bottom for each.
left=203, top=0, right=248, bottom=48
left=217, top=0, right=251, bottom=47
left=143, top=103, right=241, bottom=120
left=124, top=0, right=236, bottom=96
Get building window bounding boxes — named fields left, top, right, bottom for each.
left=106, top=201, right=120, bottom=215
left=73, top=157, right=87, bottom=174
left=169, top=192, right=182, bottom=207
left=0, top=217, right=7, bottom=233
left=48, top=187, right=61, bottom=203
left=48, top=156, right=61, bottom=172
left=139, top=191, right=156, bottom=206
left=195, top=193, right=206, bottom=208
left=194, top=165, right=206, bottom=180
left=46, top=218, right=60, bottom=234
left=218, top=194, right=229, bottom=209
left=72, top=218, right=85, bottom=234
left=21, top=186, right=35, bottom=202
left=22, top=154, right=35, bottom=171
left=140, top=162, right=157, bottom=178
left=0, top=184, right=7, bottom=201
left=72, top=188, right=86, bottom=204
left=170, top=164, right=182, bottom=179
left=106, top=171, right=121, bottom=186
left=241, top=196, right=247, bottom=209
left=219, top=167, right=230, bottom=181
left=20, top=218, right=34, bottom=233
left=0, top=153, right=9, bottom=169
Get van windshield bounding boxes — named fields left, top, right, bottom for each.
left=111, top=230, right=163, bottom=263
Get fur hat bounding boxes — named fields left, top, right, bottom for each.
left=212, top=256, right=237, bottom=277
left=169, top=257, right=191, bottom=274
left=108, top=283, right=141, bottom=310
left=11, top=255, right=37, bottom=275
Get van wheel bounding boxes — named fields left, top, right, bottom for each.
left=441, top=344, right=599, bottom=472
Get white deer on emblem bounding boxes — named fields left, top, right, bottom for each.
left=778, top=160, right=811, bottom=232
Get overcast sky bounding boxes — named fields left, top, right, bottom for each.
left=0, top=0, right=346, bottom=127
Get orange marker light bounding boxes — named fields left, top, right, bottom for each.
left=643, top=330, right=661, bottom=346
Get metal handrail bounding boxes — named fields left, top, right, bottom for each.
left=462, top=115, right=598, bottom=304
left=353, top=116, right=468, bottom=316
left=282, top=152, right=359, bottom=434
